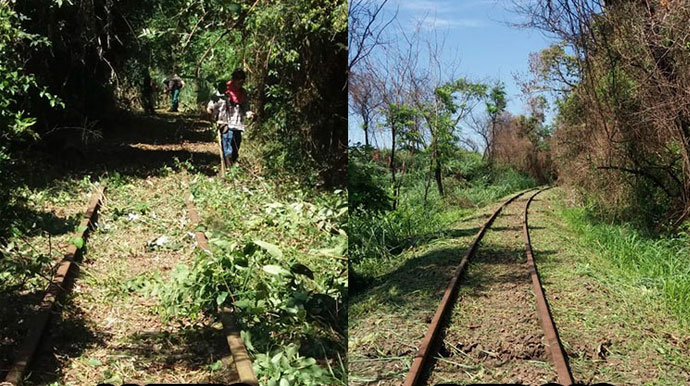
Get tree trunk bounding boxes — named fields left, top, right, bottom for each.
left=363, top=116, right=369, bottom=147
left=390, top=126, right=398, bottom=209
left=435, top=158, right=444, bottom=196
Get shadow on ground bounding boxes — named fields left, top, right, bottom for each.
left=118, top=324, right=239, bottom=382
left=18, top=111, right=219, bottom=193
left=2, top=110, right=222, bottom=383
left=388, top=227, right=481, bottom=255
left=350, top=233, right=539, bottom=384
left=2, top=296, right=106, bottom=385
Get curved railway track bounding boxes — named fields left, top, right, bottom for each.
left=403, top=188, right=575, bottom=386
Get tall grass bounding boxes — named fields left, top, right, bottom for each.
left=561, top=207, right=690, bottom=324
left=350, top=194, right=458, bottom=265
left=451, top=167, right=537, bottom=207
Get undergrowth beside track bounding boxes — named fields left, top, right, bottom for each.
left=349, top=147, right=538, bottom=293
left=559, top=205, right=690, bottom=326
left=150, top=157, right=348, bottom=385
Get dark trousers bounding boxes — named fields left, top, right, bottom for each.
left=171, top=88, right=181, bottom=111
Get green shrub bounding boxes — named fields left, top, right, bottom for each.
left=153, top=174, right=346, bottom=384
left=348, top=145, right=390, bottom=212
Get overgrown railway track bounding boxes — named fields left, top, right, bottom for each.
left=2, top=186, right=106, bottom=386
left=1, top=185, right=256, bottom=386
left=403, top=188, right=575, bottom=386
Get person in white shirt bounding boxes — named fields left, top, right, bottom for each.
left=206, top=71, right=254, bottom=167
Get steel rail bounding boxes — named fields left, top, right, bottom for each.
left=185, top=192, right=258, bottom=386
left=403, top=189, right=534, bottom=386
left=523, top=188, right=575, bottom=385
left=2, top=186, right=106, bottom=386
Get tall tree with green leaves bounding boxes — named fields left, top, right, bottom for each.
left=485, top=81, right=507, bottom=168
left=383, top=102, right=416, bottom=208
left=421, top=78, right=487, bottom=198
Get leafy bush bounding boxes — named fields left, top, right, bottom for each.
left=348, top=147, right=538, bottom=293
left=153, top=172, right=346, bottom=385
left=348, top=145, right=390, bottom=212
left=451, top=167, right=537, bottom=207
left=0, top=3, right=62, bottom=235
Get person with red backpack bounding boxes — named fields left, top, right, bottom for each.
left=206, top=69, right=254, bottom=168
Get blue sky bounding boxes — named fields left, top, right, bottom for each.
left=349, top=0, right=557, bottom=147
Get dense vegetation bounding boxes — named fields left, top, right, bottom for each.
left=348, top=4, right=549, bottom=290
left=348, top=145, right=538, bottom=292
left=155, top=163, right=348, bottom=384
left=514, top=1, right=690, bottom=320
left=0, top=0, right=346, bottom=229
left=1, top=0, right=346, bottom=384
left=348, top=0, right=690, bottom=320
left=519, top=0, right=690, bottom=230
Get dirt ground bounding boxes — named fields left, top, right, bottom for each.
left=2, top=111, right=240, bottom=384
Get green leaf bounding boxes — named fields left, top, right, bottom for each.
left=263, top=265, right=289, bottom=276
left=235, top=299, right=252, bottom=309
left=216, top=291, right=228, bottom=306
left=253, top=239, right=283, bottom=258
left=87, top=358, right=102, bottom=367
left=280, top=378, right=290, bottom=386
left=103, top=373, right=122, bottom=384
left=271, top=352, right=283, bottom=365
left=71, top=237, right=84, bottom=249
left=227, top=2, right=241, bottom=13
left=208, top=360, right=223, bottom=371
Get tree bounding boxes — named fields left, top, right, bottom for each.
left=383, top=102, right=416, bottom=208
left=420, top=79, right=487, bottom=198
left=349, top=71, right=383, bottom=147
left=484, top=82, right=507, bottom=167
left=518, top=0, right=690, bottom=228
left=348, top=0, right=395, bottom=73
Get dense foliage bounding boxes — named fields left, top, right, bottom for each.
left=0, top=0, right=346, bottom=208
left=153, top=172, right=347, bottom=384
left=349, top=144, right=537, bottom=292
left=520, top=0, right=690, bottom=230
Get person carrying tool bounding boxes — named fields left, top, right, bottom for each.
left=163, top=73, right=185, bottom=112
left=206, top=69, right=254, bottom=168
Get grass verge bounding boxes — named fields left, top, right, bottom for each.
left=529, top=188, right=690, bottom=384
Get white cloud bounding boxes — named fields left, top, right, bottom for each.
left=414, top=16, right=487, bottom=29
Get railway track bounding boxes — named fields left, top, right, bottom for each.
left=1, top=185, right=256, bottom=386
left=2, top=186, right=106, bottom=386
left=403, top=188, right=575, bottom=386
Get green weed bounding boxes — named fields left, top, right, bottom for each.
left=560, top=206, right=690, bottom=324
left=153, top=174, right=346, bottom=385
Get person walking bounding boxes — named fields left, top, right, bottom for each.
left=163, top=73, right=185, bottom=112
left=207, top=69, right=254, bottom=169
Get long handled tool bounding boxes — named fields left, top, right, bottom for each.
left=217, top=125, right=227, bottom=176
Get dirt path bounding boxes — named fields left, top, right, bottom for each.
left=426, top=193, right=556, bottom=385
left=8, top=112, right=241, bottom=385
